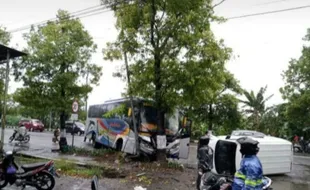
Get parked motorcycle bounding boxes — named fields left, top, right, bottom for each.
left=0, top=150, right=59, bottom=190
left=9, top=129, right=30, bottom=143
left=196, top=135, right=273, bottom=190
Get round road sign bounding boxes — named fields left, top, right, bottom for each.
left=72, top=101, right=79, bottom=113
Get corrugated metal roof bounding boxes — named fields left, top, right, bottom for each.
left=0, top=44, right=27, bottom=61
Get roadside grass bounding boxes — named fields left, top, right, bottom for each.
left=64, top=146, right=118, bottom=157
left=15, top=155, right=126, bottom=178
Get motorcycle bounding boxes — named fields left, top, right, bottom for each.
left=9, top=129, right=30, bottom=143
left=196, top=135, right=273, bottom=190
left=0, top=150, right=59, bottom=190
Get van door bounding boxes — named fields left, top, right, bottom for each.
left=178, top=118, right=192, bottom=159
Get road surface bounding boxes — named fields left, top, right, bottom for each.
left=1, top=128, right=310, bottom=189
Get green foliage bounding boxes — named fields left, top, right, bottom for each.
left=103, top=104, right=127, bottom=118
left=6, top=115, right=22, bottom=126
left=190, top=93, right=243, bottom=136
left=0, top=26, right=11, bottom=111
left=240, top=86, right=273, bottom=130
left=280, top=28, right=310, bottom=136
left=103, top=0, right=233, bottom=115
left=12, top=10, right=102, bottom=121
left=259, top=103, right=288, bottom=136
left=16, top=156, right=121, bottom=178
left=0, top=26, right=11, bottom=45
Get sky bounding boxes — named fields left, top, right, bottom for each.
left=1, top=0, right=310, bottom=107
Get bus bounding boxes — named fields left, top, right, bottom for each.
left=84, top=97, right=192, bottom=159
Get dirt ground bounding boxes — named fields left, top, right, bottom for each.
left=90, top=153, right=198, bottom=190
left=55, top=168, right=197, bottom=190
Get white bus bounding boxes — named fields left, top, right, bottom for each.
left=84, top=97, right=192, bottom=159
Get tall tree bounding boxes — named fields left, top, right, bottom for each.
left=103, top=0, right=232, bottom=160
left=189, top=72, right=242, bottom=131
left=280, top=28, right=310, bottom=136
left=260, top=103, right=288, bottom=136
left=240, top=86, right=273, bottom=130
left=0, top=26, right=11, bottom=116
left=13, top=10, right=102, bottom=150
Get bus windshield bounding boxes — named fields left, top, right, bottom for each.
left=141, top=105, right=157, bottom=124
left=165, top=111, right=180, bottom=135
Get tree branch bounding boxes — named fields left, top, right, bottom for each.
left=212, top=0, right=226, bottom=8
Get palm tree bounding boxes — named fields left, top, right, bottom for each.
left=239, top=86, right=273, bottom=130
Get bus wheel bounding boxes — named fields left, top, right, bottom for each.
left=116, top=139, right=123, bottom=151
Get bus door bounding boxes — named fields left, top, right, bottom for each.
left=178, top=117, right=192, bottom=159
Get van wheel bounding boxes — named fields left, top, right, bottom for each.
left=116, top=139, right=123, bottom=151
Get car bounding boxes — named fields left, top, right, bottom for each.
left=18, top=119, right=44, bottom=132
left=208, top=130, right=293, bottom=175
left=65, top=121, right=85, bottom=136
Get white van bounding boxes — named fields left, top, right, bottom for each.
left=208, top=130, right=293, bottom=175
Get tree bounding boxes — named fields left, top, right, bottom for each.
left=189, top=72, right=242, bottom=132
left=280, top=28, right=310, bottom=136
left=240, top=86, right=273, bottom=130
left=260, top=103, right=288, bottom=136
left=0, top=26, right=11, bottom=46
left=13, top=10, right=102, bottom=150
left=0, top=26, right=11, bottom=118
left=103, top=0, right=232, bottom=160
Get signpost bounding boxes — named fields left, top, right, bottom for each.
left=71, top=100, right=79, bottom=147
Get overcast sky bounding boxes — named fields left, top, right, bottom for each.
left=1, top=0, right=310, bottom=107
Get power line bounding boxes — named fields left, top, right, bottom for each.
left=8, top=5, right=106, bottom=33
left=255, top=0, right=290, bottom=6
left=7, top=1, right=132, bottom=33
left=227, top=4, right=310, bottom=20
left=7, top=2, right=310, bottom=34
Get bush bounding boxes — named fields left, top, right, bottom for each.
left=6, top=115, right=22, bottom=126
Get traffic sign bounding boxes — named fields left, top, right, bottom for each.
left=72, top=100, right=79, bottom=113
left=71, top=113, right=78, bottom=121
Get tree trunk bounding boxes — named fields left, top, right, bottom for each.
left=208, top=104, right=213, bottom=131
left=149, top=0, right=166, bottom=162
left=155, top=51, right=166, bottom=161
left=59, top=62, right=68, bottom=151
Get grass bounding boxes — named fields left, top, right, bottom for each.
left=15, top=155, right=126, bottom=179
left=64, top=146, right=117, bottom=157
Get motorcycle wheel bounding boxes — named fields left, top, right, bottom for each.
left=0, top=172, right=8, bottom=188
left=24, top=135, right=30, bottom=143
left=34, top=171, right=55, bottom=190
left=9, top=136, right=14, bottom=143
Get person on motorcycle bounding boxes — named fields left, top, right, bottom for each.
left=232, top=137, right=264, bottom=190
left=17, top=125, right=27, bottom=139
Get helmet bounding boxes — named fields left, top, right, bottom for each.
left=237, top=137, right=259, bottom=156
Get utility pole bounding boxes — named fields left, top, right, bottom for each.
left=49, top=111, right=52, bottom=131
left=85, top=69, right=89, bottom=113
left=124, top=51, right=140, bottom=155
left=0, top=50, right=10, bottom=151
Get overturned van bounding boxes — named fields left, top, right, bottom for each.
left=208, top=130, right=293, bottom=175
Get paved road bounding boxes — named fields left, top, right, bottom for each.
left=1, top=129, right=310, bottom=189
left=1, top=128, right=87, bottom=151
